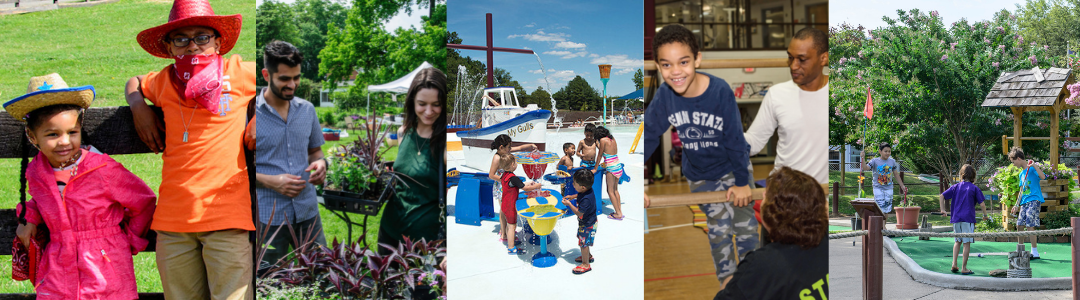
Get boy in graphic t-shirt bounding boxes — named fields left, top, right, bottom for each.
left=861, top=142, right=908, bottom=214
left=642, top=24, right=756, bottom=284
left=124, top=0, right=256, bottom=298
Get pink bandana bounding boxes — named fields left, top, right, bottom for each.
left=173, top=54, right=223, bottom=114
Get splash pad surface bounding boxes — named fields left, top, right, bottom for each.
left=447, top=126, right=644, bottom=298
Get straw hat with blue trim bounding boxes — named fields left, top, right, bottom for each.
left=4, top=73, right=95, bottom=121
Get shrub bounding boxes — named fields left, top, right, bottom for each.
left=260, top=235, right=446, bottom=300
left=319, top=110, right=339, bottom=128
left=1042, top=204, right=1080, bottom=230
left=295, top=78, right=321, bottom=104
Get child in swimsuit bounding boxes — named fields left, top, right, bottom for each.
left=559, top=142, right=576, bottom=172
left=595, top=126, right=629, bottom=220
left=578, top=124, right=599, bottom=168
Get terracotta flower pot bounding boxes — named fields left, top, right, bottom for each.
left=895, top=206, right=921, bottom=229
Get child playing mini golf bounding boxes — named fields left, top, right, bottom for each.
left=642, top=24, right=757, bottom=284
left=498, top=153, right=541, bottom=255
left=596, top=126, right=630, bottom=220
left=1008, top=147, right=1045, bottom=259
left=8, top=74, right=157, bottom=299
left=939, top=164, right=989, bottom=274
left=488, top=134, right=536, bottom=243
left=562, top=169, right=597, bottom=274
left=861, top=142, right=908, bottom=213
left=559, top=142, right=576, bottom=171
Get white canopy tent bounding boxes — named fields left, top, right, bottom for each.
left=366, top=61, right=434, bottom=113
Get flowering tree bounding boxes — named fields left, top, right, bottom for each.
left=830, top=9, right=1072, bottom=186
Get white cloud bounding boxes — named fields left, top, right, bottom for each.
left=524, top=23, right=536, bottom=28
left=589, top=53, right=600, bottom=58
left=542, top=50, right=588, bottom=59
left=549, top=69, right=577, bottom=81
left=555, top=41, right=586, bottom=49
left=590, top=54, right=644, bottom=77
left=542, top=50, right=572, bottom=56
left=508, top=30, right=568, bottom=42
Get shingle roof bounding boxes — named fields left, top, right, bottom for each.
left=981, top=67, right=1074, bottom=107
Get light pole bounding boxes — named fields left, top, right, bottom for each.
left=599, top=64, right=611, bottom=125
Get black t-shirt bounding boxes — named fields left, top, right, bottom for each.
left=507, top=176, right=525, bottom=189
left=714, top=236, right=829, bottom=300
left=576, top=188, right=597, bottom=227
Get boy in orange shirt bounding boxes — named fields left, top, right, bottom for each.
left=124, top=0, right=255, bottom=298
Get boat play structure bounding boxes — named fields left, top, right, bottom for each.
left=454, top=87, right=550, bottom=170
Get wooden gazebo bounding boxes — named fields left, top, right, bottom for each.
left=981, top=67, right=1077, bottom=166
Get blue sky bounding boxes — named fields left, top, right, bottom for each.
left=448, top=0, right=644, bottom=98
left=831, top=0, right=1024, bottom=30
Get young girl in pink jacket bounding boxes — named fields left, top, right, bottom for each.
left=6, top=74, right=157, bottom=299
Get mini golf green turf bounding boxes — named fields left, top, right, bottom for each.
left=829, top=225, right=850, bottom=231
left=891, top=236, right=1071, bottom=277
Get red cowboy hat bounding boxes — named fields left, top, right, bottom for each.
left=136, top=0, right=242, bottom=59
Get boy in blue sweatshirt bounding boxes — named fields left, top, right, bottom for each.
left=643, top=24, right=757, bottom=285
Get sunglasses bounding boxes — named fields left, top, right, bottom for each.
left=166, top=34, right=216, bottom=48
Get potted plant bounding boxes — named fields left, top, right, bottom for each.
left=989, top=161, right=1077, bottom=229
left=894, top=192, right=921, bottom=229
left=321, top=114, right=404, bottom=216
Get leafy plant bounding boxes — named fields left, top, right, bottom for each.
left=260, top=235, right=446, bottom=300
left=989, top=161, right=1077, bottom=207
left=320, top=110, right=340, bottom=128
left=323, top=150, right=377, bottom=193
left=975, top=213, right=1003, bottom=232
left=256, top=202, right=328, bottom=278
left=1042, top=204, right=1080, bottom=230
left=323, top=113, right=416, bottom=196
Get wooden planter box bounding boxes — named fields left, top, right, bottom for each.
left=322, top=189, right=385, bottom=216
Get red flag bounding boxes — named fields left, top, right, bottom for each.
left=863, top=87, right=874, bottom=120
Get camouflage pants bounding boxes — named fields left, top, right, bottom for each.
left=689, top=170, right=760, bottom=284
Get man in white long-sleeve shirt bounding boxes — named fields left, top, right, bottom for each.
left=744, top=27, right=829, bottom=184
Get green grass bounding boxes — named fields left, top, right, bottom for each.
left=830, top=170, right=976, bottom=196
left=0, top=0, right=256, bottom=107
left=893, top=236, right=1072, bottom=277
left=0, top=0, right=253, bottom=293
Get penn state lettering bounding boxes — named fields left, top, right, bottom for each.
left=666, top=110, right=724, bottom=131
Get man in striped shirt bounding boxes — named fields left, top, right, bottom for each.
left=253, top=41, right=327, bottom=271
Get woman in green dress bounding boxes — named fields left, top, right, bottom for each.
left=379, top=67, right=446, bottom=251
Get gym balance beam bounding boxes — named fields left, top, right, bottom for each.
left=645, top=182, right=830, bottom=208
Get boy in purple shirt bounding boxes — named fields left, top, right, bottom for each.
left=939, top=164, right=989, bottom=275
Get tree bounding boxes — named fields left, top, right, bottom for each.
left=255, top=0, right=348, bottom=85
left=831, top=9, right=1064, bottom=186
left=255, top=1, right=300, bottom=86
left=528, top=86, right=552, bottom=110
left=553, top=76, right=601, bottom=111
left=1015, top=0, right=1080, bottom=59
left=319, top=1, right=446, bottom=114
left=632, top=68, right=644, bottom=90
